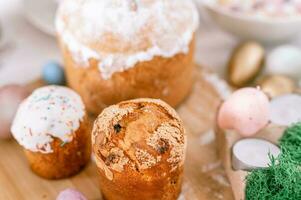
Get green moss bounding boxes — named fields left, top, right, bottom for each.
left=245, top=154, right=301, bottom=200
left=279, top=123, right=301, bottom=165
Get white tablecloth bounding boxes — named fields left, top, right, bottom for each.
left=0, top=0, right=300, bottom=86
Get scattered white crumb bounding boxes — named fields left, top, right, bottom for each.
left=163, top=87, right=169, bottom=96
left=211, top=174, right=230, bottom=187
left=201, top=161, right=221, bottom=173
left=214, top=192, right=224, bottom=200
left=177, top=193, right=185, bottom=200
left=91, top=153, right=95, bottom=162
left=203, top=72, right=232, bottom=100
left=199, top=129, right=215, bottom=146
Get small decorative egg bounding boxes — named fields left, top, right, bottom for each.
left=266, top=45, right=301, bottom=80
left=0, top=84, right=29, bottom=139
left=42, top=61, right=65, bottom=85
left=258, top=75, right=295, bottom=98
left=56, top=188, right=87, bottom=200
left=228, top=41, right=265, bottom=87
left=270, top=94, right=301, bottom=126
left=218, top=87, right=269, bottom=137
left=232, top=138, right=280, bottom=171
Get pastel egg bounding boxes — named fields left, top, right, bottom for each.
left=270, top=94, right=301, bottom=126
left=42, top=61, right=65, bottom=85
left=56, top=188, right=87, bottom=200
left=218, top=87, right=269, bottom=137
left=232, top=138, right=280, bottom=170
left=266, top=45, right=301, bottom=80
left=228, top=41, right=265, bottom=87
left=0, top=84, right=29, bottom=139
left=258, top=75, right=295, bottom=98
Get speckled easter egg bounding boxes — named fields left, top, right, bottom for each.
left=42, top=61, right=65, bottom=85
left=258, top=75, right=296, bottom=98
left=266, top=45, right=301, bottom=80
left=270, top=94, right=301, bottom=126
left=228, top=41, right=265, bottom=87
left=56, top=188, right=87, bottom=200
left=0, top=85, right=29, bottom=139
left=218, top=88, right=269, bottom=137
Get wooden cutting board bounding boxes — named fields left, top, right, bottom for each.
left=0, top=69, right=234, bottom=200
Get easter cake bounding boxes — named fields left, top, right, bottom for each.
left=92, top=98, right=186, bottom=200
left=56, top=0, right=199, bottom=115
left=0, top=69, right=233, bottom=199
left=11, top=86, right=91, bottom=179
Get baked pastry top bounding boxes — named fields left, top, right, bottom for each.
left=56, top=0, right=199, bottom=79
left=92, top=98, right=186, bottom=181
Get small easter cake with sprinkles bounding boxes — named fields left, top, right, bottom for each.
left=11, top=86, right=91, bottom=179
left=92, top=98, right=186, bottom=200
left=56, top=0, right=199, bottom=114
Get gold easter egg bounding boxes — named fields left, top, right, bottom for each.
left=228, top=41, right=265, bottom=87
left=258, top=75, right=295, bottom=98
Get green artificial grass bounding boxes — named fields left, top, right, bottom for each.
left=245, top=123, right=301, bottom=199
left=245, top=154, right=301, bottom=200
left=279, top=122, right=301, bottom=165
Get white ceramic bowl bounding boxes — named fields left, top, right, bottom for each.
left=23, top=0, right=58, bottom=36
left=201, top=1, right=301, bottom=43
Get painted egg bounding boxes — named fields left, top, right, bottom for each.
left=228, top=41, right=265, bottom=87
left=270, top=94, right=301, bottom=126
left=0, top=85, right=29, bottom=139
left=42, top=61, right=65, bottom=85
left=56, top=188, right=87, bottom=200
left=266, top=45, right=301, bottom=80
left=232, top=138, right=280, bottom=170
left=258, top=75, right=295, bottom=98
left=218, top=87, right=269, bottom=137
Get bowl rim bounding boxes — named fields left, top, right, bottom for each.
left=202, top=1, right=301, bottom=24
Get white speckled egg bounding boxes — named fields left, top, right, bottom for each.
left=266, top=45, right=301, bottom=80
left=270, top=94, right=301, bottom=126
left=0, top=85, right=29, bottom=139
left=218, top=87, right=270, bottom=137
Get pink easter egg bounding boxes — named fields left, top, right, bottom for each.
left=56, top=188, right=87, bottom=200
left=218, top=87, right=269, bottom=137
left=0, top=84, right=29, bottom=139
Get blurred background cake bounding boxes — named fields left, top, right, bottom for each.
left=56, top=0, right=199, bottom=115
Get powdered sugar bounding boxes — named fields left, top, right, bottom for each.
left=56, top=0, right=199, bottom=79
left=11, top=86, right=85, bottom=153
left=203, top=72, right=233, bottom=100
left=199, top=129, right=215, bottom=146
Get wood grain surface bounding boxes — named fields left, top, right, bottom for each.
left=0, top=70, right=234, bottom=200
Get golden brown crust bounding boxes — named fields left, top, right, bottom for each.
left=24, top=116, right=91, bottom=179
left=61, top=38, right=195, bottom=115
left=92, top=98, right=186, bottom=200
left=99, top=166, right=183, bottom=200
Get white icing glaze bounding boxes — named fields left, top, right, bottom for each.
left=56, top=0, right=199, bottom=79
left=11, top=86, right=85, bottom=153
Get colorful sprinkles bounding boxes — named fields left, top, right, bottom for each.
left=11, top=86, right=85, bottom=154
